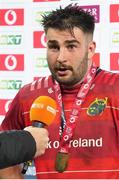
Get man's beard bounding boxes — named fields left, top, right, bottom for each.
left=52, top=71, right=79, bottom=86
left=51, top=63, right=88, bottom=86
left=48, top=53, right=89, bottom=86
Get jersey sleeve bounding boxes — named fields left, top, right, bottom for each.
left=0, top=130, right=36, bottom=169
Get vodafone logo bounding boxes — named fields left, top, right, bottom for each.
left=110, top=4, right=119, bottom=22
left=41, top=32, right=46, bottom=47
left=92, top=53, right=100, bottom=67
left=0, top=9, right=24, bottom=26
left=4, top=100, right=12, bottom=113
left=110, top=53, right=119, bottom=71
left=33, top=31, right=46, bottom=48
left=5, top=55, right=17, bottom=70
left=4, top=10, right=17, bottom=25
left=0, top=54, right=24, bottom=71
left=0, top=99, right=12, bottom=115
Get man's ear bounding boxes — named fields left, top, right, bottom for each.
left=88, top=41, right=96, bottom=59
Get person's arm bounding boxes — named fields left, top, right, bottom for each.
left=0, top=127, right=49, bottom=169
left=24, top=126, right=49, bottom=158
left=0, top=127, right=49, bottom=178
left=0, top=130, right=35, bottom=169
left=0, top=87, right=29, bottom=178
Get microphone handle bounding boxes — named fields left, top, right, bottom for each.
left=32, top=121, right=46, bottom=128
left=21, top=121, right=46, bottom=174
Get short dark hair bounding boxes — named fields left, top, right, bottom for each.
left=42, top=4, right=95, bottom=35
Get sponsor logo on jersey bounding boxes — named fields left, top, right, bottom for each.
left=47, top=137, right=102, bottom=149
left=110, top=4, right=119, bottom=22
left=0, top=54, right=24, bottom=71
left=0, top=9, right=24, bottom=26
left=87, top=97, right=108, bottom=116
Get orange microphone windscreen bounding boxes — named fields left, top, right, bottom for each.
left=30, top=96, right=57, bottom=126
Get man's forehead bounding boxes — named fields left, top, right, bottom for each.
left=46, top=27, right=85, bottom=43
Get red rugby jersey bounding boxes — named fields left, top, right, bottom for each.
left=1, top=69, right=119, bottom=179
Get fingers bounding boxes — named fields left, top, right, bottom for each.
left=24, top=126, right=49, bottom=158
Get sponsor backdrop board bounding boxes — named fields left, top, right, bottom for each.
left=0, top=0, right=119, bottom=178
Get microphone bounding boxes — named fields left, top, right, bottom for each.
left=22, top=96, right=57, bottom=174
left=30, top=95, right=57, bottom=127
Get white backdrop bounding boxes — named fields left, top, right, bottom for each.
left=0, top=0, right=119, bottom=121
left=0, top=0, right=119, bottom=178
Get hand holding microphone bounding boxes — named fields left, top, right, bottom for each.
left=24, top=126, right=49, bottom=157
left=22, top=96, right=57, bottom=174
left=30, top=96, right=57, bottom=156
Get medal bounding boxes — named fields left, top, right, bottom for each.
left=55, top=152, right=69, bottom=173
left=54, top=64, right=97, bottom=173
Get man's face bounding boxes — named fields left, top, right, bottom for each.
left=46, top=27, right=96, bottom=87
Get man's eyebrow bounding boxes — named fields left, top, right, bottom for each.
left=65, top=40, right=80, bottom=44
left=47, top=40, right=58, bottom=44
left=48, top=40, right=80, bottom=44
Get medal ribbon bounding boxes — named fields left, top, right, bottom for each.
left=54, top=64, right=97, bottom=154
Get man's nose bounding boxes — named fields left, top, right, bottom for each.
left=57, top=48, right=67, bottom=63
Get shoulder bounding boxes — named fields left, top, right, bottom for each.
left=18, top=75, right=54, bottom=99
left=96, top=69, right=119, bottom=86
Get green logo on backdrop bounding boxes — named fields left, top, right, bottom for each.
left=112, top=32, right=119, bottom=43
left=36, top=57, right=48, bottom=68
left=0, top=80, right=22, bottom=89
left=35, top=11, right=50, bottom=24
left=0, top=35, right=22, bottom=45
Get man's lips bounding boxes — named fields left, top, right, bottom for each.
left=54, top=64, right=72, bottom=76
left=57, top=69, right=70, bottom=76
left=55, top=66, right=71, bottom=75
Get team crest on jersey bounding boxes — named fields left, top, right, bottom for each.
left=87, top=97, right=108, bottom=116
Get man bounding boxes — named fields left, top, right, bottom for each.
left=0, top=4, right=119, bottom=179
left=0, top=127, right=49, bottom=169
